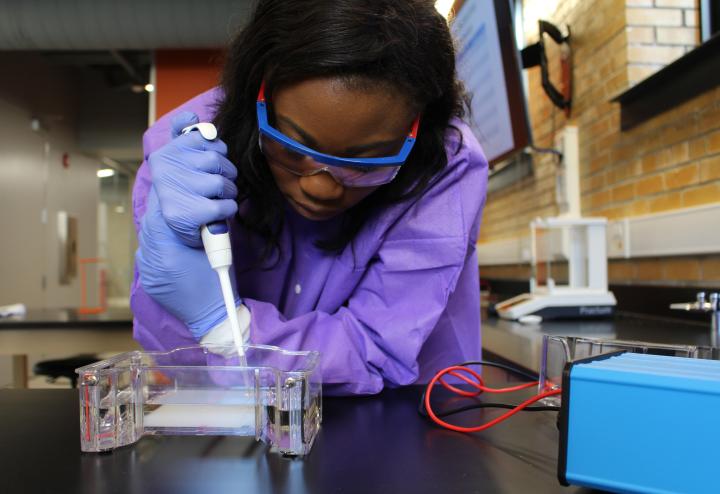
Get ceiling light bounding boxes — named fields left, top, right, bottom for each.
left=97, top=168, right=115, bottom=178
left=144, top=83, right=155, bottom=93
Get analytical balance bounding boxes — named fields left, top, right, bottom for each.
left=496, top=217, right=616, bottom=320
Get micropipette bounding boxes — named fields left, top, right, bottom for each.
left=180, top=123, right=246, bottom=361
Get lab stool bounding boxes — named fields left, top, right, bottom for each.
left=33, top=355, right=98, bottom=388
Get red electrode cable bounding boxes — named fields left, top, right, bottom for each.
left=424, top=365, right=562, bottom=433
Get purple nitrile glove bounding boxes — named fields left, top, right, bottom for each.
left=135, top=112, right=241, bottom=338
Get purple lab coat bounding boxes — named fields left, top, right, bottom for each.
left=131, top=88, right=488, bottom=395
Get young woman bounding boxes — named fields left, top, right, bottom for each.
left=132, top=0, right=488, bottom=395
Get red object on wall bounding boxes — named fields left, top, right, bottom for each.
left=561, top=50, right=572, bottom=118
left=154, top=49, right=225, bottom=119
left=62, top=152, right=70, bottom=169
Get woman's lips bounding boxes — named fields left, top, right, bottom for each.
left=288, top=197, right=339, bottom=219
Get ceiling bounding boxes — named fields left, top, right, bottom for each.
left=0, top=0, right=252, bottom=171
left=0, top=0, right=251, bottom=50
left=41, top=51, right=152, bottom=92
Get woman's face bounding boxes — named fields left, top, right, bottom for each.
left=268, top=77, right=416, bottom=221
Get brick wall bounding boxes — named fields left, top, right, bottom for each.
left=479, top=0, right=720, bottom=287
left=481, top=255, right=720, bottom=286
left=626, top=0, right=700, bottom=83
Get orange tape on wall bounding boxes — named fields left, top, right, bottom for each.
left=78, top=258, right=106, bottom=315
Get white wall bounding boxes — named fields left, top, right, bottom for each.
left=0, top=99, right=46, bottom=308
left=0, top=55, right=99, bottom=309
left=44, top=137, right=100, bottom=309
left=99, top=172, right=136, bottom=306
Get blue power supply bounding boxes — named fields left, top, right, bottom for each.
left=558, top=352, right=720, bottom=493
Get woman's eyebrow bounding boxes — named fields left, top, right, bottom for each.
left=277, top=114, right=404, bottom=156
left=276, top=115, right=318, bottom=148
left=343, top=139, right=403, bottom=155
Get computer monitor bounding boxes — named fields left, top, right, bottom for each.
left=451, top=0, right=532, bottom=165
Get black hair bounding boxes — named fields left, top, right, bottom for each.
left=213, top=0, right=466, bottom=262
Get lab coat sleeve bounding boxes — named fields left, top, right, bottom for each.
left=245, top=138, right=487, bottom=395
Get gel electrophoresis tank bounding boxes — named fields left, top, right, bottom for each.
left=76, top=344, right=321, bottom=456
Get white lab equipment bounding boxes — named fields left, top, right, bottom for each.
left=496, top=217, right=616, bottom=320
left=0, top=303, right=26, bottom=318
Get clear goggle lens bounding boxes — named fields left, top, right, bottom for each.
left=259, top=134, right=401, bottom=187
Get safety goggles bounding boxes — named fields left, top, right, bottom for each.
left=256, top=82, right=420, bottom=187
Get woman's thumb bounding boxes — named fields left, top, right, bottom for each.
left=170, top=111, right=200, bottom=138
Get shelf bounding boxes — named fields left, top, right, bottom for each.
left=612, top=34, right=720, bottom=131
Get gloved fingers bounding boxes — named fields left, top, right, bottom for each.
left=135, top=185, right=235, bottom=338
left=156, top=171, right=237, bottom=219
left=171, top=111, right=200, bottom=138
left=192, top=196, right=239, bottom=226
left=158, top=205, right=207, bottom=248
left=189, top=150, right=238, bottom=180
left=190, top=173, right=238, bottom=200
left=141, top=188, right=203, bottom=250
left=159, top=196, right=238, bottom=237
left=153, top=158, right=236, bottom=199
left=149, top=173, right=239, bottom=247
left=149, top=138, right=226, bottom=174
left=150, top=195, right=215, bottom=248
left=217, top=175, right=238, bottom=200
left=150, top=148, right=237, bottom=202
left=176, top=130, right=229, bottom=156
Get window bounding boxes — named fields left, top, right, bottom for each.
left=700, top=0, right=719, bottom=41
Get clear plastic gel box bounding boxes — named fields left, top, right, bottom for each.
left=76, top=344, right=321, bottom=456
left=539, top=335, right=719, bottom=406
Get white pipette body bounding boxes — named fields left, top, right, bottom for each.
left=200, top=225, right=246, bottom=359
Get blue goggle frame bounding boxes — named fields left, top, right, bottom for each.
left=256, top=82, right=420, bottom=168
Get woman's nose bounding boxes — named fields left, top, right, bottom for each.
left=299, top=172, right=344, bottom=202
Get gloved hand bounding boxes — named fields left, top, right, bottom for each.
left=149, top=111, right=239, bottom=247
left=135, top=112, right=241, bottom=338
